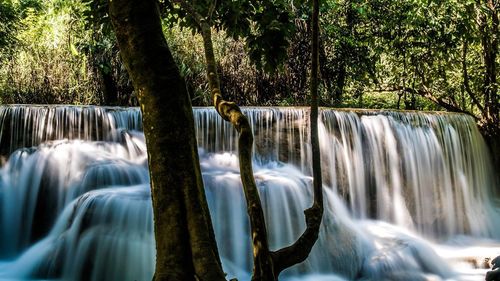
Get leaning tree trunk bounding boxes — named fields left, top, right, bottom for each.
left=109, top=1, right=226, bottom=281
left=176, top=1, right=324, bottom=280
left=199, top=21, right=276, bottom=281
left=200, top=23, right=323, bottom=280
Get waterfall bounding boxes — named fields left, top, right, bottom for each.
left=0, top=105, right=498, bottom=281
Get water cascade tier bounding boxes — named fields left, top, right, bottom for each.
left=0, top=105, right=498, bottom=281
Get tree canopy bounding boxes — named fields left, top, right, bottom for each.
left=0, top=0, right=498, bottom=133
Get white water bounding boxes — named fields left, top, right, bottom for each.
left=0, top=105, right=498, bottom=281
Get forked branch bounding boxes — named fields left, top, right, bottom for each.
left=177, top=0, right=324, bottom=280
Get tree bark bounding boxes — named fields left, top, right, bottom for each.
left=199, top=20, right=276, bottom=281
left=175, top=0, right=324, bottom=279
left=109, top=1, right=226, bottom=281
left=310, top=0, right=324, bottom=231
left=271, top=0, right=324, bottom=273
left=486, top=269, right=500, bottom=281
left=172, top=0, right=276, bottom=278
left=101, top=69, right=118, bottom=105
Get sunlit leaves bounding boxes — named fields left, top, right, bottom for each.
left=0, top=0, right=41, bottom=52
left=0, top=0, right=19, bottom=51
left=0, top=0, right=118, bottom=104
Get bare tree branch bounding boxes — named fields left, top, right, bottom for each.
left=271, top=0, right=324, bottom=274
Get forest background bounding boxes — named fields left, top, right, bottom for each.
left=0, top=0, right=498, bottom=141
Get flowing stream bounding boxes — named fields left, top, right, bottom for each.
left=0, top=105, right=498, bottom=281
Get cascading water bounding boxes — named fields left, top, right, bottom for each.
left=0, top=105, right=498, bottom=281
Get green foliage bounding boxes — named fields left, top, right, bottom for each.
left=162, top=24, right=302, bottom=106
left=0, top=0, right=133, bottom=105
left=342, top=91, right=438, bottom=110
left=162, top=24, right=210, bottom=104
left=0, top=0, right=42, bottom=56
left=0, top=0, right=96, bottom=103
left=316, top=0, right=498, bottom=123
left=162, top=0, right=296, bottom=72
left=320, top=0, right=379, bottom=105
left=78, top=0, right=134, bottom=105
left=243, top=1, right=294, bottom=72
left=370, top=0, right=492, bottom=113
left=0, top=0, right=19, bottom=51
left=0, top=0, right=496, bottom=125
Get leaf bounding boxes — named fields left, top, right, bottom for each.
left=70, top=43, right=79, bottom=56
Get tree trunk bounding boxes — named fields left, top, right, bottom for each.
left=271, top=0, right=324, bottom=272
left=100, top=69, right=118, bottom=105
left=175, top=1, right=325, bottom=279
left=109, top=1, right=226, bottom=281
left=310, top=0, right=324, bottom=219
left=198, top=21, right=276, bottom=281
